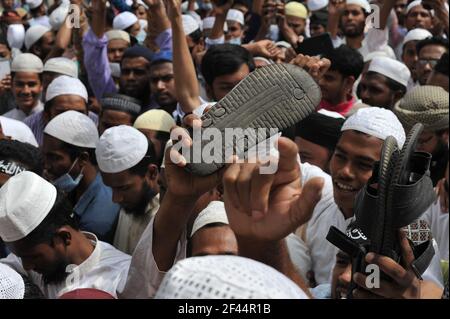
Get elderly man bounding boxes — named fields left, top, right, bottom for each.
left=0, top=172, right=131, bottom=299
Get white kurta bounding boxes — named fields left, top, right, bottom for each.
left=118, top=215, right=188, bottom=299
left=2, top=101, right=43, bottom=122
left=287, top=165, right=444, bottom=288
left=0, top=232, right=131, bottom=299
left=421, top=200, right=449, bottom=262
left=113, top=194, right=160, bottom=255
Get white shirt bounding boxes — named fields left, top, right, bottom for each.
left=0, top=232, right=131, bottom=299
left=2, top=101, right=44, bottom=122
left=0, top=116, right=38, bottom=147
left=421, top=200, right=449, bottom=261
left=287, top=165, right=444, bottom=287
left=332, top=28, right=396, bottom=60
left=113, top=194, right=160, bottom=255
left=119, top=215, right=188, bottom=299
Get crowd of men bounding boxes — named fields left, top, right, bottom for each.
left=0, top=0, right=448, bottom=299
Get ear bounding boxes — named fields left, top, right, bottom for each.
left=343, top=76, right=356, bottom=92
left=440, top=129, right=449, bottom=144
left=78, top=151, right=90, bottom=168
left=54, top=227, right=73, bottom=247
left=31, top=45, right=41, bottom=57
left=145, top=163, right=159, bottom=183
left=393, top=90, right=405, bottom=105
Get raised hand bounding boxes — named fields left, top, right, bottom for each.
left=290, top=54, right=331, bottom=82
left=223, top=137, right=324, bottom=241
left=164, top=0, right=182, bottom=19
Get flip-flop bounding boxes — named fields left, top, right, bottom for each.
left=184, top=63, right=322, bottom=176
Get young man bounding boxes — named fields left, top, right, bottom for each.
left=3, top=53, right=44, bottom=122
left=43, top=111, right=120, bottom=242
left=0, top=172, right=131, bottom=299
left=318, top=45, right=364, bottom=116
left=26, top=0, right=51, bottom=28
left=427, top=52, right=449, bottom=92
left=416, top=36, right=449, bottom=86
left=95, top=125, right=160, bottom=255
left=358, top=56, right=410, bottom=109
left=24, top=25, right=54, bottom=61
left=98, top=93, right=142, bottom=135
left=404, top=0, right=434, bottom=32
left=225, top=8, right=245, bottom=45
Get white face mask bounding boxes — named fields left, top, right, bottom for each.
left=227, top=37, right=242, bottom=45
left=109, top=62, right=121, bottom=78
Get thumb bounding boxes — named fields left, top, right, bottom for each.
left=290, top=177, right=324, bottom=227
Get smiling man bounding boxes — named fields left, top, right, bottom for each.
left=3, top=54, right=44, bottom=122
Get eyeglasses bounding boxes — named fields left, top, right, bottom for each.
left=418, top=58, right=439, bottom=68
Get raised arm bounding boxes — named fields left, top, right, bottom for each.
left=209, top=0, right=233, bottom=40
left=166, top=0, right=201, bottom=113
left=327, top=0, right=346, bottom=39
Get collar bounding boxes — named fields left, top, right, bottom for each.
left=319, top=96, right=356, bottom=116
left=74, top=173, right=103, bottom=217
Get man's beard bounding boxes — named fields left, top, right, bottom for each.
left=124, top=182, right=157, bottom=216
left=343, top=23, right=365, bottom=38
left=42, top=257, right=71, bottom=285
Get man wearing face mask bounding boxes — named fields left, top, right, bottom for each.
left=96, top=125, right=160, bottom=254
left=42, top=111, right=120, bottom=243
left=225, top=8, right=245, bottom=45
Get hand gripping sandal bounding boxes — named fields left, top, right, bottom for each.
left=184, top=63, right=322, bottom=176
left=327, top=124, right=436, bottom=298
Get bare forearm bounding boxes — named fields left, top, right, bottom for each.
left=150, top=5, right=171, bottom=35
left=153, top=191, right=197, bottom=271
left=170, top=15, right=201, bottom=112
left=379, top=0, right=395, bottom=30
left=91, top=0, right=107, bottom=38
left=252, top=0, right=265, bottom=15
left=237, top=236, right=312, bottom=297
left=210, top=12, right=227, bottom=40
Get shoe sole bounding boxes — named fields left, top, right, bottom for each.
left=184, top=63, right=322, bottom=176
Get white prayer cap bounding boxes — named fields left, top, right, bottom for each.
left=24, top=25, right=51, bottom=50
left=26, top=0, right=43, bottom=9
left=346, top=0, right=371, bottom=13
left=368, top=56, right=410, bottom=88
left=308, top=0, right=328, bottom=12
left=226, top=9, right=245, bottom=25
left=134, top=109, right=175, bottom=133
left=202, top=17, right=228, bottom=32
left=44, top=57, right=78, bottom=78
left=44, top=111, right=99, bottom=148
left=342, top=107, right=406, bottom=148
left=275, top=41, right=292, bottom=49
left=0, top=116, right=39, bottom=147
left=105, top=30, right=131, bottom=43
left=113, top=12, right=138, bottom=31
left=182, top=14, right=200, bottom=36
left=11, top=53, right=43, bottom=73
left=49, top=5, right=69, bottom=31
left=318, top=109, right=345, bottom=119
left=190, top=201, right=228, bottom=237
left=7, top=24, right=25, bottom=50
left=45, top=75, right=88, bottom=102
left=406, top=0, right=423, bottom=14
left=181, top=1, right=199, bottom=13
left=363, top=50, right=389, bottom=63
left=402, top=28, right=432, bottom=45
left=0, top=264, right=25, bottom=299
left=0, top=171, right=57, bottom=242
left=96, top=125, right=148, bottom=174
left=155, top=255, right=309, bottom=299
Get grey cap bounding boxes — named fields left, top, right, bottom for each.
left=101, top=94, right=142, bottom=116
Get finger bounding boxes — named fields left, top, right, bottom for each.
left=170, top=126, right=192, bottom=148
left=223, top=162, right=241, bottom=210
left=365, top=253, right=413, bottom=288
left=236, top=163, right=258, bottom=216
left=276, top=137, right=301, bottom=173
left=398, top=231, right=415, bottom=267
left=183, top=113, right=202, bottom=129
left=352, top=287, right=384, bottom=299
left=250, top=162, right=275, bottom=219
left=353, top=272, right=411, bottom=299
left=291, top=177, right=324, bottom=226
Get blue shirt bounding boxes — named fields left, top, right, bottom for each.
left=74, top=173, right=120, bottom=243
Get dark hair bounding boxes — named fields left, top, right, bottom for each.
left=0, top=139, right=43, bottom=175
left=189, top=28, right=203, bottom=44
left=324, top=45, right=364, bottom=79
left=24, top=191, right=80, bottom=246
left=416, top=36, right=449, bottom=56
left=201, top=44, right=255, bottom=86
left=128, top=139, right=158, bottom=176
left=434, top=52, right=449, bottom=77
left=59, top=140, right=98, bottom=166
